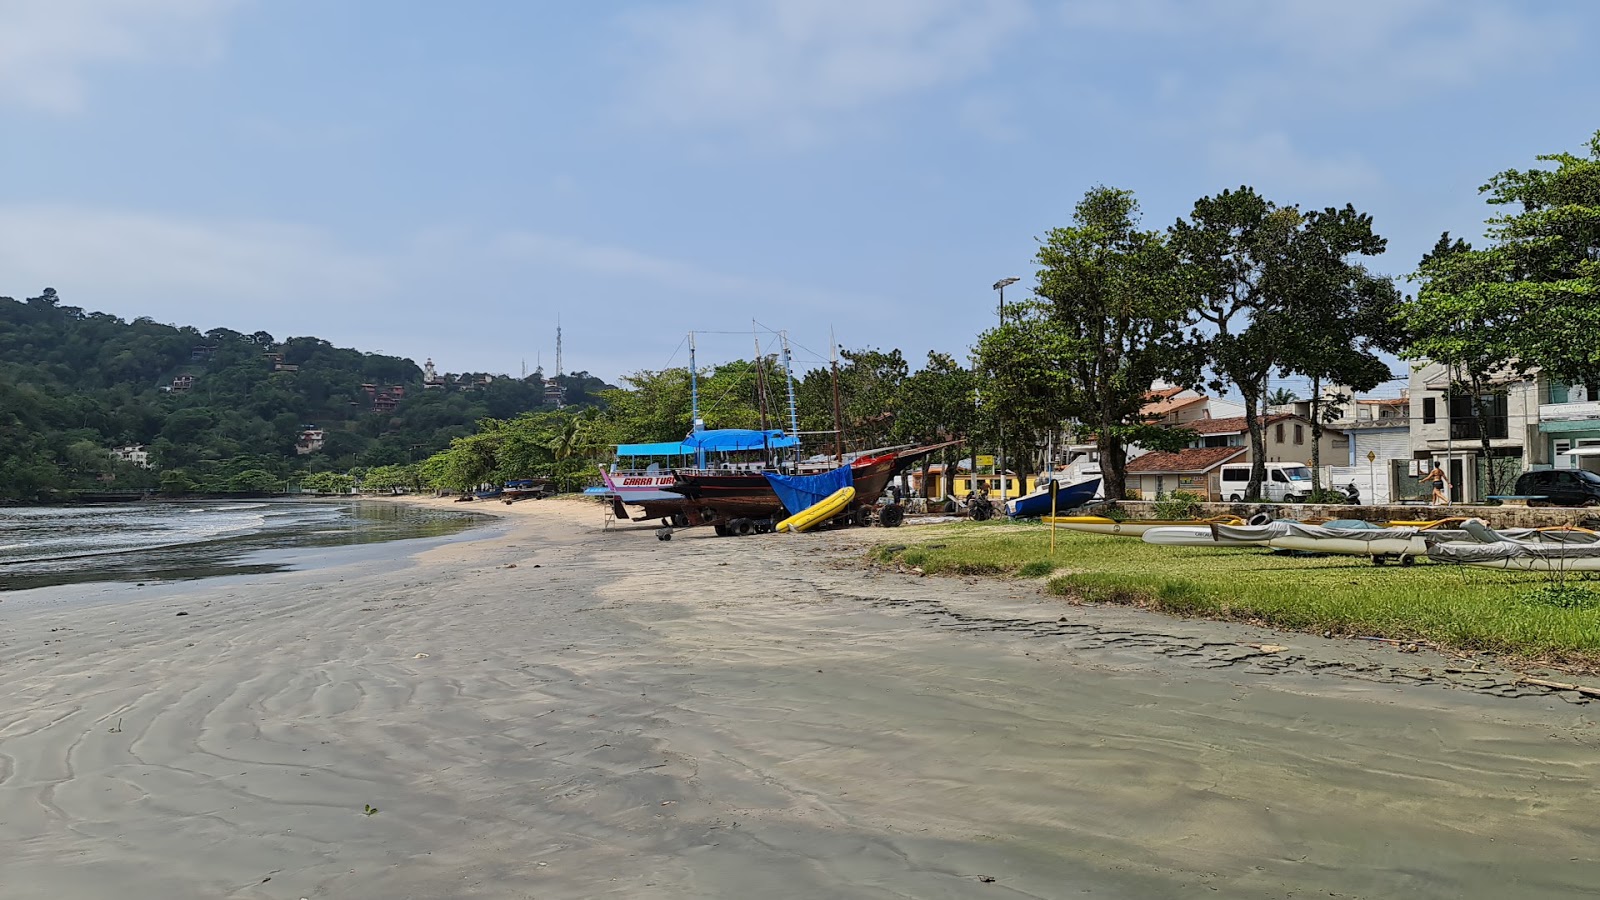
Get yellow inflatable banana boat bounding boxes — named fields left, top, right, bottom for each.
left=775, top=486, right=856, bottom=533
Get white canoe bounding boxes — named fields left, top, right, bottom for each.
left=1044, top=518, right=1234, bottom=537
left=1141, top=526, right=1269, bottom=547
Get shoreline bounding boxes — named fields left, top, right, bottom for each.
left=5, top=497, right=1600, bottom=898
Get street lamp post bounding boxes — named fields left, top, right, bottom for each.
left=992, top=277, right=1019, bottom=504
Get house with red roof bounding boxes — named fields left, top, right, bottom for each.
left=1125, top=412, right=1349, bottom=499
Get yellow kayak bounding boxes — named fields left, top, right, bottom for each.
left=775, top=486, right=856, bottom=533
left=1039, top=515, right=1243, bottom=537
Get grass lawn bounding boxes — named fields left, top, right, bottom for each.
left=872, top=521, right=1600, bottom=667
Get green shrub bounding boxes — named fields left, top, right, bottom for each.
left=1152, top=490, right=1203, bottom=520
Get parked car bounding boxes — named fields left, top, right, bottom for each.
left=1512, top=469, right=1600, bottom=506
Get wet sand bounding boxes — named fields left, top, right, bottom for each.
left=3, top=497, right=1599, bottom=898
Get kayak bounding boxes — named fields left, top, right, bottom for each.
left=775, top=486, right=856, bottom=533
left=1042, top=515, right=1244, bottom=537
left=1141, top=525, right=1270, bottom=547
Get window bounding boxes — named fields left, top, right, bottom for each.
left=1222, top=468, right=1249, bottom=483
left=1293, top=424, right=1304, bottom=445
left=1271, top=470, right=1288, bottom=483
left=1274, top=423, right=1285, bottom=443
left=1448, top=393, right=1508, bottom=440
left=1422, top=397, right=1436, bottom=424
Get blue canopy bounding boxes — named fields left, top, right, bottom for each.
left=765, top=464, right=854, bottom=517
left=682, top=429, right=799, bottom=452
left=616, top=440, right=691, bottom=457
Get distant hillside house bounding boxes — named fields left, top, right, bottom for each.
left=170, top=374, right=195, bottom=393
left=296, top=428, right=326, bottom=455
left=110, top=445, right=150, bottom=468
left=423, top=358, right=447, bottom=389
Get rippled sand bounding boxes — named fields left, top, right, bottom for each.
left=3, top=497, right=1599, bottom=899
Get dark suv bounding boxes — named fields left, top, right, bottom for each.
left=1512, top=469, right=1600, bottom=506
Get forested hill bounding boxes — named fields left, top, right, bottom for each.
left=0, top=289, right=612, bottom=500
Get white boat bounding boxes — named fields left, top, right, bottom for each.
left=1141, top=525, right=1269, bottom=547
left=1044, top=515, right=1243, bottom=538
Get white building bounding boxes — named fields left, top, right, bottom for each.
left=111, top=445, right=150, bottom=468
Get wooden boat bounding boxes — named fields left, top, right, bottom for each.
left=776, top=487, right=855, bottom=533
left=1042, top=514, right=1244, bottom=537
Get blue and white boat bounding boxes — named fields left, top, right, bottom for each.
left=1004, top=476, right=1101, bottom=518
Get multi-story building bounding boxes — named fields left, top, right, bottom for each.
left=110, top=445, right=150, bottom=468
left=1406, top=362, right=1541, bottom=503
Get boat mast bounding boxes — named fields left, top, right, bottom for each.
left=781, top=331, right=800, bottom=469
left=780, top=331, right=800, bottom=438
left=830, top=327, right=845, bottom=462
left=752, top=324, right=772, bottom=467
left=689, top=331, right=705, bottom=469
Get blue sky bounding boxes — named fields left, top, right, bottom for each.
left=3, top=0, right=1597, bottom=391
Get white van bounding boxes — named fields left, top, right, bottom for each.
left=1216, top=462, right=1315, bottom=502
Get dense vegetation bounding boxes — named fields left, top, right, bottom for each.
left=0, top=290, right=610, bottom=500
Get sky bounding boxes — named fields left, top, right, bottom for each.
left=3, top=0, right=1598, bottom=394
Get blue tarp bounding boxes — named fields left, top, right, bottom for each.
left=683, top=428, right=800, bottom=452
left=616, top=440, right=690, bottom=457
left=617, top=429, right=800, bottom=457
left=765, top=464, right=854, bottom=517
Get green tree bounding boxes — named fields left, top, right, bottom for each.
left=1170, top=189, right=1390, bottom=500
left=976, top=187, right=1196, bottom=499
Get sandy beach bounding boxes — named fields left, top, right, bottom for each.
left=4, top=497, right=1600, bottom=899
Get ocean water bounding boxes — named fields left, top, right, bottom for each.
left=0, top=500, right=486, bottom=592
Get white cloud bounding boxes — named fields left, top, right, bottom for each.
left=1059, top=0, right=1577, bottom=115
left=490, top=230, right=866, bottom=311
left=1207, top=132, right=1382, bottom=196
left=616, top=0, right=1031, bottom=141
left=0, top=0, right=240, bottom=112
left=0, top=205, right=394, bottom=315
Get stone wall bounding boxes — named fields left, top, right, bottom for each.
left=1105, top=500, right=1599, bottom=530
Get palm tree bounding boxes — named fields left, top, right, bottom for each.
left=1266, top=387, right=1298, bottom=408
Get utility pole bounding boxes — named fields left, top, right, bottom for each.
left=993, top=277, right=1019, bottom=504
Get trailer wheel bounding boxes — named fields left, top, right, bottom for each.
left=879, top=504, right=905, bottom=528
left=1400, top=555, right=1416, bottom=567
left=754, top=519, right=774, bottom=534
left=852, top=507, right=873, bottom=528
left=671, top=512, right=689, bottom=528
left=1372, top=556, right=1387, bottom=566
left=656, top=528, right=673, bottom=541
left=971, top=503, right=994, bottom=522
left=732, top=518, right=754, bottom=537
left=713, top=522, right=731, bottom=537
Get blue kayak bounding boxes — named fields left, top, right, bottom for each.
left=1005, top=477, right=1101, bottom=518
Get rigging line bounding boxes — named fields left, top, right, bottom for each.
left=659, top=333, right=688, bottom=371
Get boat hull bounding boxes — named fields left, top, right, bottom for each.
left=1005, top=478, right=1101, bottom=518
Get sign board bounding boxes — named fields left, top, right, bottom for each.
left=976, top=455, right=995, bottom=468
left=1367, top=450, right=1377, bottom=463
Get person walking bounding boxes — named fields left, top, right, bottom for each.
left=1419, top=462, right=1451, bottom=505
